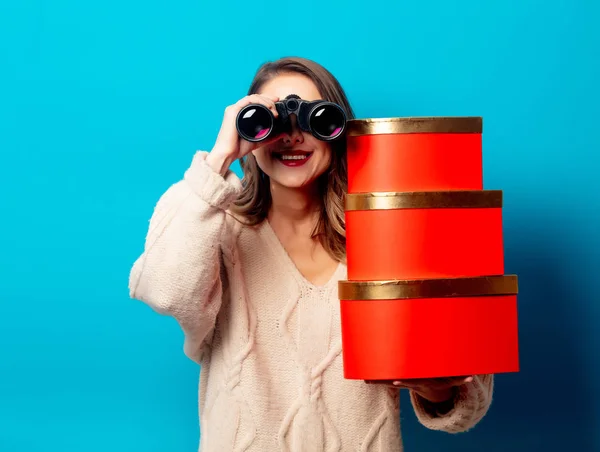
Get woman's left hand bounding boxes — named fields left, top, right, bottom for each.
left=366, top=376, right=473, bottom=403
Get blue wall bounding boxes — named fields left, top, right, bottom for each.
left=1, top=0, right=598, bottom=451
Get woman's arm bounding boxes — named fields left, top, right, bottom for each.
left=128, top=151, right=242, bottom=363
left=410, top=374, right=494, bottom=433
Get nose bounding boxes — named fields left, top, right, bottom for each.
left=282, top=115, right=304, bottom=145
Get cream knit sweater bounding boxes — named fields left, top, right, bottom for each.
left=129, top=151, right=494, bottom=452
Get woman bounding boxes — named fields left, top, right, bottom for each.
left=129, top=56, right=493, bottom=451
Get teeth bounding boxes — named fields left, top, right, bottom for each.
left=280, top=154, right=307, bottom=160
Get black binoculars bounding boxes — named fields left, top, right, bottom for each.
left=236, top=94, right=347, bottom=142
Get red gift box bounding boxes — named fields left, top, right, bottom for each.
left=340, top=117, right=520, bottom=380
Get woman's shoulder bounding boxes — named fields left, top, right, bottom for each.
left=223, top=209, right=251, bottom=234
left=224, top=211, right=271, bottom=242
left=220, top=215, right=286, bottom=278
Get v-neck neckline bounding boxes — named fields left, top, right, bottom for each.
left=259, top=219, right=344, bottom=290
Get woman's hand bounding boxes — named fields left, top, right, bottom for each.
left=206, top=94, right=280, bottom=176
left=366, top=376, right=473, bottom=404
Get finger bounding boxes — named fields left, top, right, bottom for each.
left=392, top=377, right=472, bottom=389
left=388, top=378, right=428, bottom=388
left=442, top=376, right=474, bottom=386
left=365, top=381, right=405, bottom=390
left=366, top=378, right=435, bottom=387
left=235, top=94, right=278, bottom=117
left=234, top=94, right=264, bottom=106
left=366, top=376, right=473, bottom=388
left=423, top=376, right=473, bottom=384
left=391, top=380, right=423, bottom=389
left=254, top=94, right=279, bottom=116
left=365, top=380, right=409, bottom=385
left=259, top=93, right=280, bottom=102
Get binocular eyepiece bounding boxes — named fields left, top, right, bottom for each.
left=236, top=94, right=347, bottom=143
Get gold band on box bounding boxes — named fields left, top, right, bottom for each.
left=345, top=190, right=502, bottom=211
left=338, top=275, right=518, bottom=301
left=346, top=117, right=483, bottom=137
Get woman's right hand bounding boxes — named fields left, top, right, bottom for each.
left=206, top=94, right=280, bottom=176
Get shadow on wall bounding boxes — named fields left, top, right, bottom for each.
left=400, top=214, right=595, bottom=451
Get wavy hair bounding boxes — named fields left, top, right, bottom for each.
left=230, top=57, right=355, bottom=263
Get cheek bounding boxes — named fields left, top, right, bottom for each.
left=315, top=143, right=333, bottom=166
left=252, top=147, right=270, bottom=164
left=304, top=135, right=330, bottom=157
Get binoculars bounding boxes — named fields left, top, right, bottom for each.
left=236, top=94, right=347, bottom=142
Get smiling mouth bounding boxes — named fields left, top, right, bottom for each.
left=272, top=150, right=313, bottom=166
left=273, top=151, right=312, bottom=160
left=278, top=154, right=309, bottom=160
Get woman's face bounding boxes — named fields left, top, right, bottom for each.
left=252, top=73, right=332, bottom=191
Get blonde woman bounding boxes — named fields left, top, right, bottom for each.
left=129, top=56, right=493, bottom=451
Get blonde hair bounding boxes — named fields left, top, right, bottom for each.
left=230, top=57, right=355, bottom=263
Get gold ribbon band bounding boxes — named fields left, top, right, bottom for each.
left=346, top=117, right=483, bottom=136
left=338, top=275, right=518, bottom=300
left=345, top=190, right=502, bottom=211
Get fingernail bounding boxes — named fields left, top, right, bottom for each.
left=393, top=381, right=402, bottom=386
left=465, top=377, right=473, bottom=382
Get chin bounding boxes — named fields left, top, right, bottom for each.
left=270, top=173, right=321, bottom=190
left=253, top=147, right=331, bottom=190
left=265, top=158, right=329, bottom=190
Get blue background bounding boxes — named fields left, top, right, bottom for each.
left=1, top=0, right=598, bottom=450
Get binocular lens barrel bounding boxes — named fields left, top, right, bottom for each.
left=236, top=105, right=275, bottom=142
left=309, top=105, right=346, bottom=140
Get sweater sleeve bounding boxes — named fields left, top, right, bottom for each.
left=128, top=151, right=242, bottom=363
left=409, top=374, right=494, bottom=433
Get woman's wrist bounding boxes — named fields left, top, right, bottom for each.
left=206, top=149, right=235, bottom=176
left=415, top=387, right=457, bottom=416
left=418, top=386, right=455, bottom=404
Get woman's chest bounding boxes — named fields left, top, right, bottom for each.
left=220, top=229, right=345, bottom=363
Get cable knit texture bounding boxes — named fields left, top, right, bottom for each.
left=129, top=151, right=494, bottom=451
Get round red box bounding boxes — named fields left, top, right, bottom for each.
left=338, top=276, right=520, bottom=380
left=344, top=190, right=505, bottom=281
left=340, top=116, right=519, bottom=380
left=346, top=117, right=483, bottom=193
